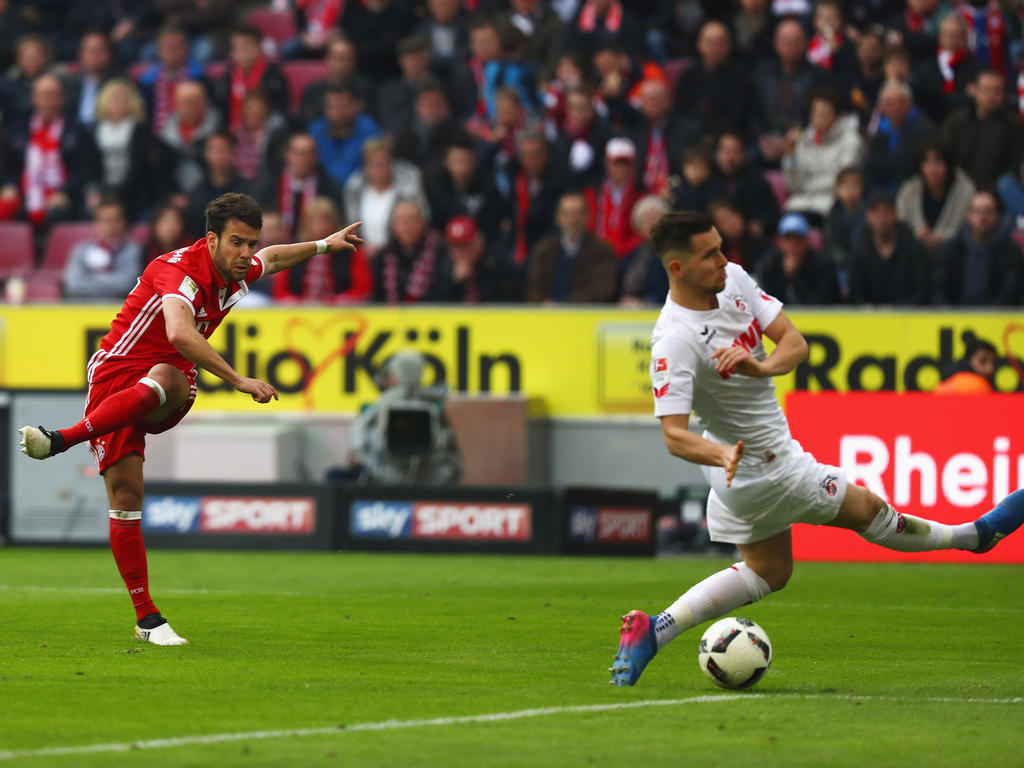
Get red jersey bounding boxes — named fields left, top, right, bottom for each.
left=88, top=238, right=265, bottom=381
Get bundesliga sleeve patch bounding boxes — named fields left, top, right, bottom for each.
left=178, top=276, right=199, bottom=301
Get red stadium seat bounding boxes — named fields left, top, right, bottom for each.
left=24, top=273, right=61, bottom=302
left=0, top=221, right=35, bottom=280
left=764, top=170, right=788, bottom=207
left=39, top=222, right=96, bottom=279
left=248, top=9, right=298, bottom=45
left=282, top=60, right=328, bottom=117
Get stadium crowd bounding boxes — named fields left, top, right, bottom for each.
left=0, top=0, right=1023, bottom=306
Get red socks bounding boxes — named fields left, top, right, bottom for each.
left=109, top=513, right=158, bottom=621
left=59, top=380, right=161, bottom=448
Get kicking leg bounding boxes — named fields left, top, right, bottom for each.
left=610, top=530, right=787, bottom=687
left=830, top=484, right=1024, bottom=554
left=19, top=364, right=190, bottom=459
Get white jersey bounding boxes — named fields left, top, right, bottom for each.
left=650, top=262, right=790, bottom=462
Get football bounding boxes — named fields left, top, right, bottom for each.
left=698, top=617, right=772, bottom=689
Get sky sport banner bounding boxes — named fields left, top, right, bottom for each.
left=0, top=306, right=1021, bottom=415
left=787, top=392, right=1024, bottom=564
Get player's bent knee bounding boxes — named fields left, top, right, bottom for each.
left=146, top=363, right=190, bottom=406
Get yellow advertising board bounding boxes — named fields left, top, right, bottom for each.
left=0, top=305, right=1021, bottom=415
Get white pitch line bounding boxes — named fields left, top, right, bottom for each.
left=0, top=693, right=1019, bottom=762
left=0, top=585, right=309, bottom=597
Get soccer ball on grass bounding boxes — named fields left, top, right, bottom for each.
left=698, top=617, right=772, bottom=689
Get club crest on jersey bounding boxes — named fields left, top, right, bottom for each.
left=819, top=474, right=838, bottom=497
left=734, top=298, right=747, bottom=312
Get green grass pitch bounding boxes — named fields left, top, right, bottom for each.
left=1, top=547, right=1022, bottom=767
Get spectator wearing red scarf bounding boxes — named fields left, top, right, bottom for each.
left=372, top=199, right=454, bottom=304
left=1, top=74, right=81, bottom=231
left=625, top=79, right=689, bottom=198
left=211, top=25, right=288, bottom=137
left=136, top=25, right=208, bottom=137
left=584, top=137, right=643, bottom=259
left=911, top=13, right=981, bottom=122
left=282, top=0, right=346, bottom=60
left=805, top=0, right=855, bottom=77
left=274, top=196, right=372, bottom=304
left=564, top=0, right=641, bottom=62
left=255, top=133, right=345, bottom=242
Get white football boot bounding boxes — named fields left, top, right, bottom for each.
left=135, top=621, right=189, bottom=646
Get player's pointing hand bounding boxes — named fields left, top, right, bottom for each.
left=234, top=377, right=279, bottom=404
left=324, top=221, right=364, bottom=253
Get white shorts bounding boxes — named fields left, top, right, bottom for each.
left=700, top=438, right=847, bottom=545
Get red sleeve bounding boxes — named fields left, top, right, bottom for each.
left=148, top=260, right=203, bottom=315
left=246, top=254, right=266, bottom=282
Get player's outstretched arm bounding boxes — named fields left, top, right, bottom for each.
left=163, top=297, right=279, bottom=403
left=661, top=413, right=745, bottom=487
left=257, top=221, right=363, bottom=277
left=710, top=311, right=808, bottom=378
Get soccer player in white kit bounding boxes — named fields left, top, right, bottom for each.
left=609, top=211, right=1024, bottom=686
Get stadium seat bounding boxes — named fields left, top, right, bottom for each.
left=0, top=221, right=35, bottom=280
left=24, top=273, right=61, bottom=301
left=39, top=222, right=95, bottom=280
left=248, top=9, right=297, bottom=45
left=764, top=170, right=788, bottom=207
left=282, top=60, right=328, bottom=118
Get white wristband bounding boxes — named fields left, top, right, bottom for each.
left=315, top=239, right=329, bottom=255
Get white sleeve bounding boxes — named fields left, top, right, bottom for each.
left=734, top=264, right=783, bottom=330
left=651, top=334, right=700, bottom=417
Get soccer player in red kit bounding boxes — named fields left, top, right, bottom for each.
left=19, top=192, right=362, bottom=646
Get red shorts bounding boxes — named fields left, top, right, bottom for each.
left=86, top=361, right=197, bottom=474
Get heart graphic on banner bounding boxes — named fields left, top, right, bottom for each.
left=282, top=312, right=369, bottom=410
left=1001, top=322, right=1024, bottom=391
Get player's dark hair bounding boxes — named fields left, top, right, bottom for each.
left=205, top=193, right=263, bottom=237
left=651, top=211, right=714, bottom=263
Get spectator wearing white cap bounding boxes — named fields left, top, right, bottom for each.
left=583, top=136, right=643, bottom=259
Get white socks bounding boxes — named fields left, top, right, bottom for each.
left=654, top=562, right=771, bottom=650
left=860, top=503, right=978, bottom=552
